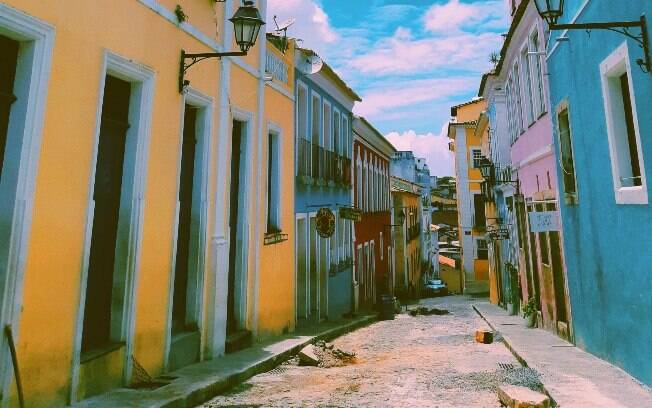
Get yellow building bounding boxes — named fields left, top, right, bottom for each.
left=390, top=176, right=422, bottom=299
left=447, top=98, right=489, bottom=295
left=0, top=0, right=294, bottom=405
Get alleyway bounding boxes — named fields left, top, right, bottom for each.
left=201, top=296, right=543, bottom=407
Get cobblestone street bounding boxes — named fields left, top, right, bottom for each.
left=201, top=296, right=543, bottom=407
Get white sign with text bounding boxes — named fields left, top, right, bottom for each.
left=529, top=211, right=561, bottom=232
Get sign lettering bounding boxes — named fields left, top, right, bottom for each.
left=529, top=211, right=561, bottom=232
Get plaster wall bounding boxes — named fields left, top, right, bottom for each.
left=547, top=0, right=652, bottom=387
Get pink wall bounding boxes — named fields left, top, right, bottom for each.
left=510, top=116, right=559, bottom=199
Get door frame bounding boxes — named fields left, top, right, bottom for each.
left=164, top=87, right=213, bottom=370
left=226, top=107, right=253, bottom=334
left=0, top=4, right=54, bottom=402
left=71, top=50, right=154, bottom=401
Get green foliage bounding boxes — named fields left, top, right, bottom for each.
left=522, top=297, right=538, bottom=317
left=175, top=5, right=188, bottom=23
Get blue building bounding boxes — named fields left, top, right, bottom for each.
left=294, top=48, right=361, bottom=324
left=546, top=0, right=652, bottom=386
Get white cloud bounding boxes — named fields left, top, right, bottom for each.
left=346, top=27, right=503, bottom=77
left=354, top=76, right=475, bottom=118
left=267, top=0, right=338, bottom=57
left=385, top=124, right=454, bottom=177
left=423, top=0, right=507, bottom=33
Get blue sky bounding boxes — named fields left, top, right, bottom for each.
left=267, top=0, right=509, bottom=176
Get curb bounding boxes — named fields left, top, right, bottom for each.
left=182, top=314, right=378, bottom=407
left=471, top=304, right=557, bottom=407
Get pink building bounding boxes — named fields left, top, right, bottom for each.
left=479, top=0, right=572, bottom=340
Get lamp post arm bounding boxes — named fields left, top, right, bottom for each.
left=179, top=49, right=247, bottom=93
left=549, top=15, right=651, bottom=73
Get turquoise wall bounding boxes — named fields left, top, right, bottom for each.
left=547, top=0, right=652, bottom=386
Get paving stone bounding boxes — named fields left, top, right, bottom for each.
left=298, top=345, right=319, bottom=366
left=497, top=385, right=549, bottom=408
left=475, top=329, right=494, bottom=344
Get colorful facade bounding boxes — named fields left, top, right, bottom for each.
left=0, top=0, right=296, bottom=405
left=546, top=0, right=652, bottom=386
left=390, top=176, right=422, bottom=299
left=352, top=116, right=395, bottom=309
left=447, top=99, right=489, bottom=295
left=478, top=0, right=572, bottom=340
left=294, top=49, right=359, bottom=324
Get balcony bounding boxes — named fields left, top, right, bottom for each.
left=297, top=137, right=351, bottom=187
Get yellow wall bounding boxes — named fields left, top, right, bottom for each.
left=255, top=42, right=296, bottom=339
left=0, top=0, right=283, bottom=406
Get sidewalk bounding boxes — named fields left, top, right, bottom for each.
left=77, top=314, right=376, bottom=408
left=473, top=301, right=652, bottom=408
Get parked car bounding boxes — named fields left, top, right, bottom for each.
left=423, top=279, right=448, bottom=297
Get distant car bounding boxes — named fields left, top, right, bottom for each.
left=423, top=279, right=448, bottom=297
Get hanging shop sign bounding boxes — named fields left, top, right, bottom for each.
left=339, top=206, right=362, bottom=221
left=529, top=211, right=561, bottom=232
left=316, top=207, right=335, bottom=238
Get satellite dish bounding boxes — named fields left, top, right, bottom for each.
left=274, top=17, right=296, bottom=32
left=297, top=53, right=324, bottom=75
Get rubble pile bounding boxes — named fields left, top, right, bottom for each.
left=298, top=340, right=357, bottom=368
left=408, top=306, right=450, bottom=317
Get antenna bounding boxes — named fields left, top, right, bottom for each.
left=274, top=16, right=296, bottom=33
left=297, top=51, right=324, bottom=75
left=271, top=15, right=295, bottom=53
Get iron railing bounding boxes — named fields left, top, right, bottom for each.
left=297, top=137, right=351, bottom=186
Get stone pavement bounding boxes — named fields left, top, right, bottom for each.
left=76, top=314, right=376, bottom=408
left=200, top=296, right=543, bottom=407
left=473, top=301, right=652, bottom=408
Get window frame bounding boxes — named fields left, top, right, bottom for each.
left=555, top=99, right=579, bottom=204
left=600, top=42, right=648, bottom=204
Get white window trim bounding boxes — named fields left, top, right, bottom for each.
left=72, top=50, right=156, bottom=400
left=600, top=42, right=648, bottom=205
left=322, top=100, right=332, bottom=151
left=266, top=122, right=283, bottom=232
left=0, top=4, right=55, bottom=402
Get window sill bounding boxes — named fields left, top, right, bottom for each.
left=615, top=185, right=648, bottom=205
left=80, top=341, right=125, bottom=364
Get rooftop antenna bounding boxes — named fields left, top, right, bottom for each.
left=271, top=15, right=295, bottom=53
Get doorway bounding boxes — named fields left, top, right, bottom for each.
left=296, top=217, right=308, bottom=321
left=168, top=102, right=207, bottom=370
left=227, top=119, right=248, bottom=340
left=82, top=75, right=131, bottom=353
left=309, top=215, right=318, bottom=319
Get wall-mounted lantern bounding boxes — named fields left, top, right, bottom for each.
left=179, top=0, right=265, bottom=92
left=534, top=0, right=651, bottom=73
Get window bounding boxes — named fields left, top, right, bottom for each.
left=521, top=46, right=534, bottom=125
left=471, top=148, right=483, bottom=168
left=333, top=110, right=340, bottom=155
left=601, top=43, right=647, bottom=204
left=267, top=132, right=281, bottom=232
left=513, top=63, right=525, bottom=134
left=323, top=102, right=331, bottom=150
left=473, top=194, right=486, bottom=228
left=0, top=35, right=19, bottom=182
left=557, top=103, right=578, bottom=202
left=477, top=239, right=488, bottom=260
left=529, top=29, right=546, bottom=116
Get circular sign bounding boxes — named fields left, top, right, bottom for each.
left=316, top=208, right=335, bottom=238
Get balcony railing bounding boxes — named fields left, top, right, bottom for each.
left=297, top=137, right=351, bottom=186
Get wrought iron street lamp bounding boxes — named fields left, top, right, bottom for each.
left=534, top=0, right=651, bottom=73
left=179, top=0, right=265, bottom=92
left=478, top=157, right=494, bottom=181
